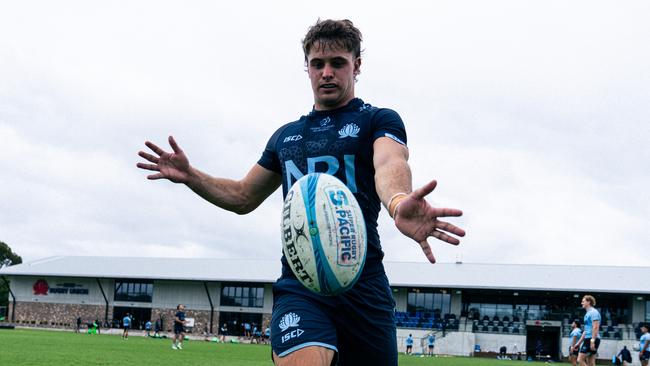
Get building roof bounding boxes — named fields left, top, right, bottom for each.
left=1, top=256, right=648, bottom=294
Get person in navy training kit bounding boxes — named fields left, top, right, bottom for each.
left=172, top=304, right=187, bottom=350
left=568, top=319, right=582, bottom=366
left=137, top=19, right=465, bottom=366
left=639, top=324, right=650, bottom=366
left=575, top=295, right=601, bottom=366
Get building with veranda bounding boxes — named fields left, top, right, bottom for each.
left=1, top=256, right=648, bottom=361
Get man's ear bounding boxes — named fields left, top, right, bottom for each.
left=354, top=57, right=362, bottom=77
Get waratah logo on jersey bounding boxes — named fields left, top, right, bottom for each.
left=278, top=312, right=301, bottom=332
left=338, top=123, right=360, bottom=138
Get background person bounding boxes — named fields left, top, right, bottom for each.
left=617, top=345, right=632, bottom=366
left=405, top=334, right=413, bottom=355
left=172, top=304, right=187, bottom=350
left=122, top=313, right=131, bottom=340
left=576, top=295, right=601, bottom=366
left=640, top=324, right=650, bottom=366
left=569, top=320, right=583, bottom=366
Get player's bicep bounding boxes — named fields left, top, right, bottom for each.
left=372, top=136, right=409, bottom=169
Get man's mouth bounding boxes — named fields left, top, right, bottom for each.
left=320, top=83, right=337, bottom=90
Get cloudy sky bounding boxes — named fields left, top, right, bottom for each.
left=1, top=1, right=648, bottom=267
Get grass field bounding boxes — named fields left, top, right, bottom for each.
left=1, top=328, right=552, bottom=366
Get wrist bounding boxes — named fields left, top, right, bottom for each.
left=388, top=193, right=408, bottom=218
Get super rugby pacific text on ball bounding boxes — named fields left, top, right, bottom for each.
left=281, top=173, right=367, bottom=296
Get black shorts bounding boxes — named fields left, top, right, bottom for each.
left=123, top=325, right=130, bottom=330
left=174, top=325, right=185, bottom=335
left=429, top=345, right=434, bottom=349
left=640, top=350, right=650, bottom=361
left=579, top=338, right=600, bottom=355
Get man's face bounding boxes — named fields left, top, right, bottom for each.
left=581, top=297, right=589, bottom=308
left=306, top=42, right=360, bottom=111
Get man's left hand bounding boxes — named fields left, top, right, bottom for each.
left=394, top=180, right=465, bottom=263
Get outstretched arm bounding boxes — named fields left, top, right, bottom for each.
left=373, top=137, right=465, bottom=263
left=137, top=135, right=282, bottom=214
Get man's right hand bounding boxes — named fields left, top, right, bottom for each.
left=137, top=135, right=192, bottom=184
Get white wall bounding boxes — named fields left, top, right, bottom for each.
left=10, top=276, right=109, bottom=306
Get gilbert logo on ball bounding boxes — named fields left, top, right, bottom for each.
left=281, top=173, right=367, bottom=296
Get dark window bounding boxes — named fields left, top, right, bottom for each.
left=114, top=280, right=153, bottom=303
left=406, top=288, right=451, bottom=314
left=220, top=283, right=265, bottom=308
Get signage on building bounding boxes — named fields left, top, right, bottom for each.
left=525, top=320, right=561, bottom=327
left=32, top=279, right=89, bottom=296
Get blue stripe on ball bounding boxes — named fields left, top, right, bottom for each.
left=300, top=173, right=343, bottom=296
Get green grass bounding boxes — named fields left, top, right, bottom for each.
left=0, top=329, right=561, bottom=365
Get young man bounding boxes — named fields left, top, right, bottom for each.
left=138, top=19, right=465, bottom=366
left=427, top=333, right=435, bottom=356
left=172, top=304, right=187, bottom=350
left=575, top=295, right=600, bottom=366
left=569, top=320, right=583, bottom=366
left=640, top=324, right=650, bottom=366
left=122, top=313, right=131, bottom=339
left=405, top=334, right=413, bottom=355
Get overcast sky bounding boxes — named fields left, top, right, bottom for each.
left=1, top=1, right=648, bottom=268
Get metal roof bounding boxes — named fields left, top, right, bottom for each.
left=1, top=256, right=648, bottom=294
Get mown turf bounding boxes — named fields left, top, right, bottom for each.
left=0, top=328, right=556, bottom=365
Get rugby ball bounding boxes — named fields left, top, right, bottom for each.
left=281, top=173, right=367, bottom=296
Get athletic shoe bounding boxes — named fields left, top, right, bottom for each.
left=177, top=343, right=183, bottom=350
left=172, top=345, right=178, bottom=350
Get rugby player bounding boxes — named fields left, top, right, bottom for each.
left=575, top=295, right=600, bottom=366
left=138, top=19, right=465, bottom=366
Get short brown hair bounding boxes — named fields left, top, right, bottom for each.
left=302, top=19, right=362, bottom=61
left=583, top=295, right=596, bottom=306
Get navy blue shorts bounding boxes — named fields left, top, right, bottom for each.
left=579, top=338, right=600, bottom=355
left=174, top=325, right=185, bottom=335
left=640, top=350, right=650, bottom=361
left=271, top=274, right=397, bottom=366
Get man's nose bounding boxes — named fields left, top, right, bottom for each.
left=322, top=63, right=334, bottom=79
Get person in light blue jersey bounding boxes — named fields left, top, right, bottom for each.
left=122, top=313, right=131, bottom=340
left=576, top=295, right=600, bottom=366
left=138, top=19, right=465, bottom=366
left=639, top=324, right=650, bottom=366
left=405, top=334, right=413, bottom=355
left=427, top=333, right=436, bottom=356
left=569, top=320, right=583, bottom=366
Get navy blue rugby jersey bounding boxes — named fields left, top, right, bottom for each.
left=257, top=98, right=407, bottom=280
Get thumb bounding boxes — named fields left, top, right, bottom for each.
left=412, top=180, right=438, bottom=200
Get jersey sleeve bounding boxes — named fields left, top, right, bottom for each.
left=371, top=108, right=407, bottom=146
left=257, top=126, right=284, bottom=174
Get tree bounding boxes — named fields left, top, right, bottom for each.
left=0, top=241, right=22, bottom=308
left=0, top=241, right=22, bottom=269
